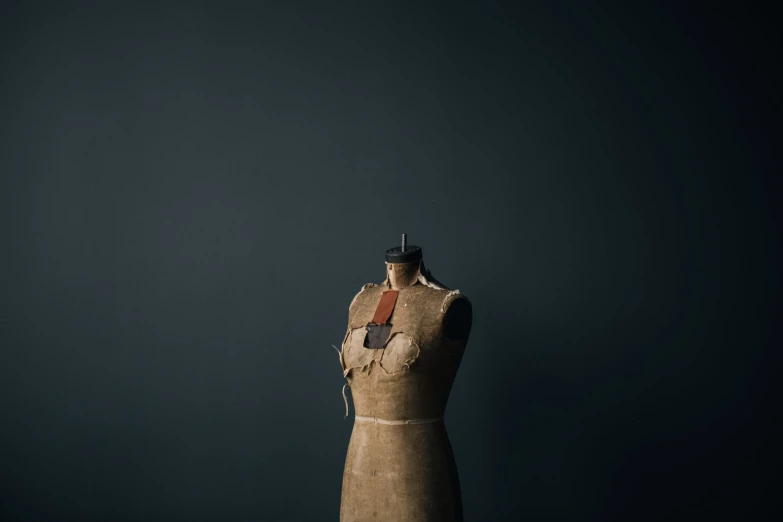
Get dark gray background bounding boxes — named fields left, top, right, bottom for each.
left=0, top=2, right=779, bottom=521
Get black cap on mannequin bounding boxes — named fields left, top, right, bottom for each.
left=385, top=233, right=422, bottom=264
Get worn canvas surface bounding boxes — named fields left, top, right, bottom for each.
left=337, top=268, right=471, bottom=522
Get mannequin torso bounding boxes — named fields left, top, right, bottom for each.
left=339, top=258, right=472, bottom=522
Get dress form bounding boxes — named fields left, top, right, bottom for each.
left=338, top=236, right=472, bottom=521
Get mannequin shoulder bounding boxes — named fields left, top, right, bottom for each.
left=413, top=283, right=470, bottom=314
left=437, top=288, right=470, bottom=313
left=348, top=282, right=383, bottom=312
left=441, top=290, right=472, bottom=341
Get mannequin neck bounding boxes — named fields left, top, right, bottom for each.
left=385, top=260, right=421, bottom=290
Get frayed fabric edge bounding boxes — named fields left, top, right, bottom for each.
left=417, top=271, right=446, bottom=290
left=332, top=344, right=351, bottom=418
left=441, top=289, right=462, bottom=312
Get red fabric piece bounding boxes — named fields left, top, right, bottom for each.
left=371, top=290, right=399, bottom=324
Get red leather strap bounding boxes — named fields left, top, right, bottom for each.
left=370, top=290, right=399, bottom=324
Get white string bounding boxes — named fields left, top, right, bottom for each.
left=341, top=383, right=349, bottom=418
left=354, top=415, right=442, bottom=425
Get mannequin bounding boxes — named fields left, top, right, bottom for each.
left=337, top=235, right=472, bottom=522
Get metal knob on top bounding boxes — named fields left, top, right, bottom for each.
left=385, top=233, right=422, bottom=263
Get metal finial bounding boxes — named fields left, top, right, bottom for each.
left=401, top=233, right=407, bottom=252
